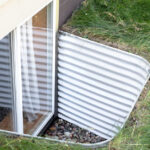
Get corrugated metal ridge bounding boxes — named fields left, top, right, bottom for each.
left=58, top=31, right=150, bottom=140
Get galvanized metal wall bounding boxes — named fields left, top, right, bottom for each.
left=59, top=0, right=84, bottom=27
left=57, top=31, right=150, bottom=140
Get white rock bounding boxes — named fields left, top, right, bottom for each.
left=64, top=132, right=71, bottom=137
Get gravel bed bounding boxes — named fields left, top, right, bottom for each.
left=45, top=118, right=106, bottom=143
left=0, top=107, right=10, bottom=122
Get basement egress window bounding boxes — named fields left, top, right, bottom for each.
left=0, top=2, right=55, bottom=136
left=0, top=0, right=150, bottom=148
left=20, top=5, right=53, bottom=134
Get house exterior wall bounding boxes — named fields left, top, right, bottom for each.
left=0, top=0, right=55, bottom=39
left=59, top=0, right=84, bottom=27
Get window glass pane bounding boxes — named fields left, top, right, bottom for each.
left=0, top=35, right=14, bottom=131
left=20, top=4, right=53, bottom=134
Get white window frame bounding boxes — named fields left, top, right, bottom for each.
left=10, top=0, right=57, bottom=136
left=12, top=27, right=24, bottom=134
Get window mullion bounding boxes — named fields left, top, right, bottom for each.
left=12, top=27, right=24, bottom=134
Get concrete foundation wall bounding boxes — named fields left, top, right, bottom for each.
left=59, top=0, right=84, bottom=27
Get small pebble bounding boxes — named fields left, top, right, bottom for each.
left=50, top=126, right=56, bottom=131
left=60, top=126, right=65, bottom=130
left=58, top=135, right=63, bottom=140
left=64, top=132, right=71, bottom=137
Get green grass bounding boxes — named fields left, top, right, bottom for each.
left=0, top=135, right=87, bottom=150
left=101, top=88, right=150, bottom=150
left=63, top=0, right=150, bottom=61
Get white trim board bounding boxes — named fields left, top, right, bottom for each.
left=0, top=0, right=52, bottom=39
left=0, top=0, right=8, bottom=6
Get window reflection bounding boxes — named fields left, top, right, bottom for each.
left=0, top=35, right=14, bottom=131
left=20, top=5, right=53, bottom=134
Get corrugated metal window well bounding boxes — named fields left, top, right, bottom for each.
left=55, top=31, right=150, bottom=147
left=0, top=7, right=150, bottom=149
